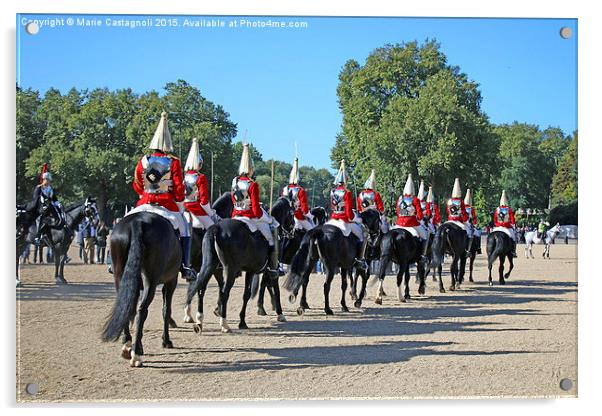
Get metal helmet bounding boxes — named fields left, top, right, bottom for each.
left=184, top=138, right=203, bottom=171
left=289, top=158, right=300, bottom=185
left=451, top=178, right=462, bottom=199
left=148, top=111, right=174, bottom=152
left=334, top=160, right=348, bottom=185
left=500, top=190, right=509, bottom=206
left=238, top=143, right=254, bottom=177
left=426, top=186, right=435, bottom=203
left=403, top=174, right=415, bottom=196
left=464, top=188, right=473, bottom=206
left=42, top=172, right=52, bottom=181
left=417, top=180, right=426, bottom=201
left=363, top=169, right=376, bottom=190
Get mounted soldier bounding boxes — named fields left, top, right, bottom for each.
left=32, top=164, right=65, bottom=245
left=282, top=157, right=314, bottom=231
left=426, top=186, right=441, bottom=231
left=464, top=188, right=481, bottom=255
left=537, top=219, right=550, bottom=240
left=183, top=138, right=220, bottom=230
left=125, top=111, right=197, bottom=282
left=392, top=174, right=430, bottom=264
left=357, top=169, right=389, bottom=233
left=492, top=190, right=518, bottom=257
left=445, top=178, right=473, bottom=256
left=231, top=143, right=280, bottom=278
left=327, top=159, right=368, bottom=271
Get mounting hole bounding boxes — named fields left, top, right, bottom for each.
left=559, top=27, right=572, bottom=39
left=559, top=378, right=573, bottom=391
left=25, top=21, right=39, bottom=35
left=25, top=383, right=39, bottom=395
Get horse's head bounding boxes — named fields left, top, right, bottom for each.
left=84, top=197, right=100, bottom=225
left=271, top=197, right=296, bottom=238
left=310, top=206, right=327, bottom=226
left=359, top=208, right=382, bottom=246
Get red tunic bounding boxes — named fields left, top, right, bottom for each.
left=283, top=184, right=309, bottom=220
left=446, top=198, right=468, bottom=222
left=133, top=152, right=184, bottom=212
left=428, top=202, right=441, bottom=226
left=231, top=177, right=263, bottom=219
left=493, top=206, right=515, bottom=228
left=184, top=171, right=210, bottom=216
left=465, top=204, right=477, bottom=225
left=395, top=195, right=424, bottom=227
left=357, top=189, right=384, bottom=214
left=330, top=186, right=355, bottom=222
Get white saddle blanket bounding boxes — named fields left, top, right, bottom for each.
left=233, top=216, right=258, bottom=232
left=391, top=225, right=419, bottom=238
left=492, top=226, right=513, bottom=238
left=445, top=220, right=466, bottom=231
left=125, top=203, right=189, bottom=236
left=325, top=218, right=352, bottom=237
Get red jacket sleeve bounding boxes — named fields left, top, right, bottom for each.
left=471, top=207, right=477, bottom=225
left=250, top=181, right=263, bottom=218
left=170, top=158, right=185, bottom=202
left=446, top=202, right=450, bottom=218
left=197, top=174, right=210, bottom=205
left=424, top=201, right=431, bottom=217
left=509, top=208, right=515, bottom=225
left=414, top=197, right=424, bottom=221
left=375, top=192, right=384, bottom=213
left=461, top=201, right=468, bottom=222
left=435, top=205, right=441, bottom=224
left=133, top=159, right=144, bottom=196
left=356, top=195, right=363, bottom=212
left=298, top=187, right=309, bottom=215
left=345, top=190, right=354, bottom=220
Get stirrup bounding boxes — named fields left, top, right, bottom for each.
left=354, top=258, right=368, bottom=271
left=181, top=266, right=197, bottom=282
left=265, top=267, right=279, bottom=278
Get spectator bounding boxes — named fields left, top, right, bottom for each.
left=77, top=223, right=85, bottom=260
left=96, top=221, right=109, bottom=264
left=82, top=219, right=97, bottom=264
left=20, top=244, right=31, bottom=264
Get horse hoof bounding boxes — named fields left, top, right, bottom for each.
left=469, top=278, right=474, bottom=283
left=296, top=307, right=305, bottom=316
left=499, top=280, right=506, bottom=285
left=183, top=315, right=194, bottom=324
left=168, top=318, right=177, bottom=328
left=324, top=308, right=334, bottom=316
left=439, top=288, right=446, bottom=293
left=341, top=306, right=349, bottom=313
left=374, top=298, right=382, bottom=305
left=130, top=354, right=143, bottom=368
left=221, top=326, right=231, bottom=333
left=289, top=294, right=296, bottom=304
left=381, top=291, right=387, bottom=297
left=121, top=342, right=132, bottom=360
left=400, top=298, right=407, bottom=303
left=418, top=288, right=425, bottom=296
left=449, top=286, right=456, bottom=291
left=257, top=307, right=267, bottom=316
left=277, top=314, right=287, bottom=322
left=55, top=277, right=68, bottom=285
left=238, top=322, right=248, bottom=330
left=354, top=300, right=362, bottom=308
left=193, top=323, right=202, bottom=335
left=489, top=281, right=493, bottom=286
left=162, top=340, right=174, bottom=349
left=16, top=280, right=23, bottom=288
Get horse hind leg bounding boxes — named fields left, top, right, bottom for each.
left=340, top=269, right=349, bottom=313
left=161, top=278, right=177, bottom=348
left=504, top=254, right=514, bottom=280
left=217, top=268, right=236, bottom=333
left=257, top=274, right=269, bottom=316
left=130, top=282, right=157, bottom=367
left=323, top=270, right=335, bottom=315
left=498, top=255, right=506, bottom=285
left=238, top=272, right=254, bottom=330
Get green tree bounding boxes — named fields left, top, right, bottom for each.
left=551, top=131, right=577, bottom=205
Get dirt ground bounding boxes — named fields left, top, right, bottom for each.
left=16, top=241, right=577, bottom=402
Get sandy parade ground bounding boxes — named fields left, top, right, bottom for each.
left=16, top=241, right=577, bottom=402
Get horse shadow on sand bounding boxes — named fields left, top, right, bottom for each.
left=16, top=281, right=115, bottom=301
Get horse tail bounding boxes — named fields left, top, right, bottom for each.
left=283, top=227, right=322, bottom=293
left=431, top=225, right=446, bottom=269
left=101, top=220, right=143, bottom=342
left=186, top=225, right=219, bottom=305
left=487, top=232, right=504, bottom=266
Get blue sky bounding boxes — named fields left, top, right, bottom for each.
left=17, top=14, right=577, bottom=170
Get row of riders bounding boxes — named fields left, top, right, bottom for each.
left=16, top=112, right=528, bottom=367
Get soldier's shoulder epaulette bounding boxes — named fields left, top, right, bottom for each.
left=167, top=154, right=180, bottom=161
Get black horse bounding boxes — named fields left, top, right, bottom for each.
left=430, top=222, right=468, bottom=292
left=16, top=199, right=43, bottom=287
left=256, top=205, right=328, bottom=316
left=466, top=231, right=482, bottom=283
left=185, top=197, right=295, bottom=334
left=283, top=209, right=381, bottom=315
left=101, top=212, right=181, bottom=368
left=486, top=230, right=515, bottom=286
left=40, top=198, right=99, bottom=284
left=373, top=227, right=427, bottom=304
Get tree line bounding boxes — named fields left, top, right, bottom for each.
left=332, top=40, right=577, bottom=225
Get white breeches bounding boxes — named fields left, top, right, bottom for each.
left=294, top=217, right=316, bottom=231
left=184, top=212, right=214, bottom=230
left=465, top=222, right=474, bottom=238
left=492, top=226, right=516, bottom=241
left=392, top=224, right=428, bottom=240
left=326, top=219, right=364, bottom=241
left=126, top=204, right=189, bottom=237
left=233, top=216, right=275, bottom=246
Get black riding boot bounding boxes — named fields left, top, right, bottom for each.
left=354, top=238, right=369, bottom=272
left=266, top=245, right=279, bottom=279
left=179, top=236, right=197, bottom=282
left=512, top=240, right=517, bottom=258
left=476, top=236, right=482, bottom=254
left=421, top=237, right=430, bottom=266
left=465, top=236, right=473, bottom=258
